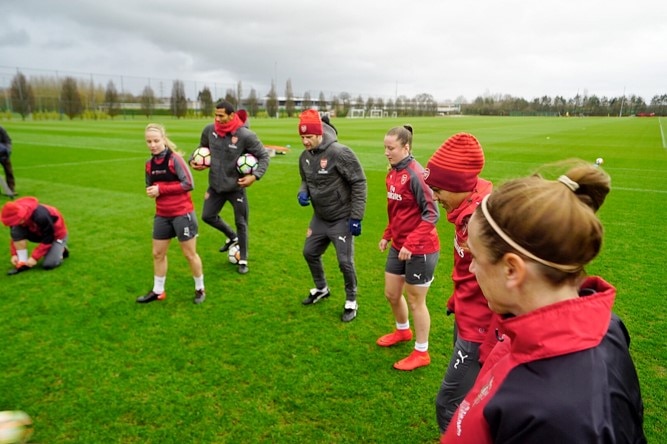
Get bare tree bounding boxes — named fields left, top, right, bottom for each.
left=60, top=77, right=83, bottom=119
left=224, top=89, right=236, bottom=106
left=10, top=72, right=35, bottom=120
left=246, top=88, right=259, bottom=117
left=302, top=91, right=312, bottom=110
left=266, top=81, right=278, bottom=117
left=105, top=80, right=121, bottom=118
left=140, top=85, right=156, bottom=118
left=198, top=86, right=213, bottom=117
left=170, top=80, right=188, bottom=118
left=338, top=92, right=351, bottom=117
left=332, top=95, right=341, bottom=117
left=285, top=79, right=295, bottom=117
left=236, top=81, right=243, bottom=109
left=365, top=97, right=375, bottom=114
left=318, top=91, right=327, bottom=112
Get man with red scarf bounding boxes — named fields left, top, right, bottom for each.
left=191, top=101, right=269, bottom=274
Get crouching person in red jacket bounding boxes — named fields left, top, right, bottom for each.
left=1, top=196, right=69, bottom=275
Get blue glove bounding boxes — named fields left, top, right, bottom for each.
left=297, top=191, right=310, bottom=206
left=349, top=218, right=362, bottom=236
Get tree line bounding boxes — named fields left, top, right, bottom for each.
left=2, top=71, right=666, bottom=120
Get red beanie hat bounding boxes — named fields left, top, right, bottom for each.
left=298, top=109, right=323, bottom=136
left=424, top=133, right=485, bottom=192
left=1, top=201, right=29, bottom=226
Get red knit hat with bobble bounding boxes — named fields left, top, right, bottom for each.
left=1, top=201, right=29, bottom=226
left=424, top=133, right=485, bottom=192
left=298, top=109, right=323, bottom=136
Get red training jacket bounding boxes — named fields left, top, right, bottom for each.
left=383, top=156, right=440, bottom=254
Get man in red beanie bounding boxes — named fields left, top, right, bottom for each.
left=297, top=109, right=367, bottom=322
left=423, top=133, right=495, bottom=434
left=1, top=196, right=69, bottom=275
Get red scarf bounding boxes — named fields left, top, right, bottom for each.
left=214, top=114, right=244, bottom=137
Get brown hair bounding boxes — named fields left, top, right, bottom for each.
left=386, top=125, right=413, bottom=150
left=476, top=159, right=611, bottom=284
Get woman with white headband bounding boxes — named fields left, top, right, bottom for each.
left=440, top=160, right=646, bottom=443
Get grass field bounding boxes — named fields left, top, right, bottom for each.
left=1, top=116, right=665, bottom=443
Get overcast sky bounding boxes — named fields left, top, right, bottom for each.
left=1, top=0, right=665, bottom=103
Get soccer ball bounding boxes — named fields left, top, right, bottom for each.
left=192, top=147, right=211, bottom=168
left=236, top=153, right=258, bottom=175
left=0, top=411, right=33, bottom=444
left=595, top=157, right=604, bottom=166
left=228, top=243, right=241, bottom=264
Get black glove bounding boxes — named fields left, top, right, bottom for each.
left=349, top=219, right=361, bottom=236
left=297, top=192, right=310, bottom=206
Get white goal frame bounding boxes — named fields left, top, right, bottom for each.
left=349, top=108, right=365, bottom=118
left=369, top=108, right=383, bottom=118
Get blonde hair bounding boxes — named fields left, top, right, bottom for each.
left=145, top=123, right=178, bottom=152
left=476, top=159, right=611, bottom=284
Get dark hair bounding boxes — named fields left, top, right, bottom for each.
left=386, top=124, right=413, bottom=148
left=321, top=113, right=337, bottom=135
left=215, top=100, right=235, bottom=114
left=476, top=159, right=611, bottom=284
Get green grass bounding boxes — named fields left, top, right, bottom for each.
left=1, top=116, right=665, bottom=443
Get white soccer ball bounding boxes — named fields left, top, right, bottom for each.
left=192, top=147, right=211, bottom=168
left=595, top=157, right=604, bottom=166
left=0, top=411, right=33, bottom=444
left=236, top=153, right=258, bottom=176
left=228, top=243, right=241, bottom=264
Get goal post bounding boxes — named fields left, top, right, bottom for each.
left=369, top=108, right=383, bottom=118
left=348, top=108, right=365, bottom=118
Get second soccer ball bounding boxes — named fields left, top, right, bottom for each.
left=228, top=244, right=241, bottom=264
left=236, top=153, right=258, bottom=175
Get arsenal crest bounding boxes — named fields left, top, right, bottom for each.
left=320, top=158, right=328, bottom=169
left=401, top=174, right=408, bottom=185
left=423, top=168, right=430, bottom=180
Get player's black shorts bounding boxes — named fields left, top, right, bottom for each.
left=385, top=246, right=439, bottom=286
left=153, top=211, right=198, bottom=241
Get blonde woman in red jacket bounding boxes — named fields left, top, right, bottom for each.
left=137, top=123, right=205, bottom=305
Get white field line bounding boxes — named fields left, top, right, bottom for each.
left=613, top=186, right=667, bottom=194
left=13, top=157, right=147, bottom=170
left=660, top=117, right=667, bottom=149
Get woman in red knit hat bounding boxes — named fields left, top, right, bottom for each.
left=1, top=196, right=69, bottom=274
left=424, top=133, right=495, bottom=434
left=376, top=124, right=440, bottom=371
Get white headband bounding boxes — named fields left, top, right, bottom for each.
left=558, top=175, right=579, bottom=191
left=480, top=194, right=582, bottom=273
